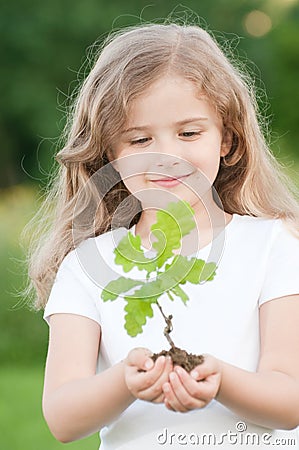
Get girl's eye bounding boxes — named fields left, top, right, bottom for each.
left=180, top=131, right=201, bottom=138
left=130, top=137, right=152, bottom=145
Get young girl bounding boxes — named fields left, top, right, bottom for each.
left=26, top=23, right=299, bottom=449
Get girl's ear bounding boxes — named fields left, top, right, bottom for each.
left=220, top=128, right=233, bottom=157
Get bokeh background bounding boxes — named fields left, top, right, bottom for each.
left=1, top=0, right=298, bottom=448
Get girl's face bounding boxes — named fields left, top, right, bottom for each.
left=112, top=75, right=230, bottom=211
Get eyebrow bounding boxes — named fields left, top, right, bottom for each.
left=122, top=117, right=208, bottom=134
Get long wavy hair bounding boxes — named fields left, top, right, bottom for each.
left=23, top=22, right=299, bottom=308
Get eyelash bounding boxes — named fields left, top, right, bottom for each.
left=130, top=131, right=201, bottom=145
left=130, top=137, right=151, bottom=145
left=180, top=131, right=201, bottom=138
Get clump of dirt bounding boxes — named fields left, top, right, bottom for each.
left=152, top=346, right=204, bottom=373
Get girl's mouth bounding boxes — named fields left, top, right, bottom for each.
left=149, top=173, right=193, bottom=188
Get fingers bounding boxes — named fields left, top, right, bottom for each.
left=137, top=356, right=173, bottom=402
left=189, top=354, right=219, bottom=381
left=162, top=355, right=221, bottom=412
left=125, top=350, right=173, bottom=402
left=163, top=368, right=206, bottom=412
left=125, top=350, right=221, bottom=409
left=126, top=355, right=166, bottom=391
left=126, top=347, right=154, bottom=371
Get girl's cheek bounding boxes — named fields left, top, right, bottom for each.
left=116, top=153, right=149, bottom=178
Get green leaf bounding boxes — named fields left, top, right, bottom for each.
left=101, top=200, right=218, bottom=339
left=180, top=257, right=206, bottom=284
left=124, top=298, right=154, bottom=336
left=150, top=200, right=196, bottom=268
left=181, top=258, right=217, bottom=284
left=164, top=255, right=217, bottom=285
left=114, top=231, right=157, bottom=273
left=101, top=277, right=144, bottom=301
left=199, top=262, right=218, bottom=282
left=163, top=255, right=199, bottom=284
left=124, top=278, right=164, bottom=300
left=170, top=285, right=189, bottom=304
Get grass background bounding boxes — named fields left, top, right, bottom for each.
left=0, top=185, right=100, bottom=449
left=0, top=367, right=100, bottom=449
left=1, top=164, right=298, bottom=448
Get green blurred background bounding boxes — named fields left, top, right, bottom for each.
left=1, top=0, right=298, bottom=448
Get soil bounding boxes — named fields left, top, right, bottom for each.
left=151, top=346, right=204, bottom=372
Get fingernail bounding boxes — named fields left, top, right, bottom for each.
left=158, top=355, right=165, bottom=363
left=169, top=372, right=176, bottom=381
left=175, top=366, right=184, bottom=376
left=191, top=370, right=198, bottom=379
left=145, top=359, right=153, bottom=369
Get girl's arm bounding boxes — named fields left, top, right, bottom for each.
left=42, top=313, right=134, bottom=442
left=163, top=294, right=299, bottom=430
left=217, top=294, right=299, bottom=429
left=43, top=313, right=172, bottom=443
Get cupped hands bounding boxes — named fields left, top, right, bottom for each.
left=124, top=348, right=222, bottom=411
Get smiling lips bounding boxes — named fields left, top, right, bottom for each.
left=149, top=173, right=193, bottom=188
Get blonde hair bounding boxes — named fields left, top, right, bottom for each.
left=23, top=22, right=299, bottom=308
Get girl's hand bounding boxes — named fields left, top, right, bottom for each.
left=124, top=348, right=173, bottom=403
left=162, top=354, right=222, bottom=412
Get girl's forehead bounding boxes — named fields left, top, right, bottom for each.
left=126, top=75, right=204, bottom=114
left=124, top=75, right=220, bottom=127
left=139, top=74, right=199, bottom=96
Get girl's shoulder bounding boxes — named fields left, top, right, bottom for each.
left=70, top=227, right=131, bottom=288
left=232, top=214, right=299, bottom=252
left=54, top=228, right=128, bottom=287
left=43, top=230, right=124, bottom=323
left=233, top=213, right=277, bottom=227
left=68, top=227, right=129, bottom=266
left=233, top=213, right=296, bottom=236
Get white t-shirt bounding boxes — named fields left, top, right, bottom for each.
left=44, top=214, right=299, bottom=449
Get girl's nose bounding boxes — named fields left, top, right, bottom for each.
left=155, top=153, right=180, bottom=168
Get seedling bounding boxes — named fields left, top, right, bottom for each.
left=101, top=200, right=217, bottom=371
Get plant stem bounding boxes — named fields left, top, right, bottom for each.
left=156, top=299, right=176, bottom=349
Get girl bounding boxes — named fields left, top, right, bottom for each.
left=26, top=23, right=299, bottom=449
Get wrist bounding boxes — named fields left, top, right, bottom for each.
left=119, top=360, right=136, bottom=402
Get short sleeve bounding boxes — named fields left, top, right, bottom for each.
left=259, top=220, right=299, bottom=306
left=44, top=249, right=101, bottom=325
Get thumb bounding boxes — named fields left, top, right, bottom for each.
left=126, top=347, right=154, bottom=370
left=190, top=354, right=218, bottom=380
